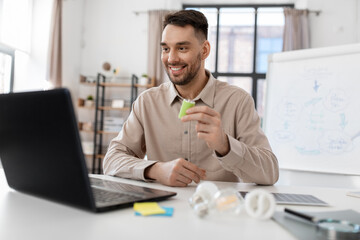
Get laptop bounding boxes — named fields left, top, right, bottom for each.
left=0, top=88, right=176, bottom=212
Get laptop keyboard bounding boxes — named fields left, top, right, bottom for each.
left=92, top=187, right=140, bottom=205
left=90, top=177, right=147, bottom=207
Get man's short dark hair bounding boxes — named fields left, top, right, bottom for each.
left=163, top=10, right=208, bottom=41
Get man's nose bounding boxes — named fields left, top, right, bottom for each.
left=168, top=50, right=179, bottom=64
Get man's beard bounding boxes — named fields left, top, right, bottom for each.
left=165, top=53, right=202, bottom=86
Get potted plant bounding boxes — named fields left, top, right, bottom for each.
left=85, top=95, right=95, bottom=107
left=139, top=73, right=149, bottom=85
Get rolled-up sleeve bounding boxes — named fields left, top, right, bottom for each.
left=103, top=96, right=157, bottom=181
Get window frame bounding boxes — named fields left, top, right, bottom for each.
left=183, top=4, right=294, bottom=108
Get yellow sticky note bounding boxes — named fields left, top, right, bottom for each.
left=133, top=202, right=166, bottom=216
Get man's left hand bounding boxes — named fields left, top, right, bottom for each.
left=181, top=106, right=230, bottom=156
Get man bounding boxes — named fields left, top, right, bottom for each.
left=103, top=10, right=279, bottom=187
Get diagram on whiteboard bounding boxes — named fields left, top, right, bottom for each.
left=264, top=45, right=360, bottom=175
left=273, top=87, right=359, bottom=156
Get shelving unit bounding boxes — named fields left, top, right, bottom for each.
left=90, top=73, right=155, bottom=174
left=77, top=79, right=97, bottom=172
left=77, top=73, right=155, bottom=173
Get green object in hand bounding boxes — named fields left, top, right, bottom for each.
left=178, top=99, right=195, bottom=119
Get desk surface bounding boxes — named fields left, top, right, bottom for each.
left=0, top=170, right=359, bottom=240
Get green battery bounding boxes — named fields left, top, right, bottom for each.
left=178, top=99, right=195, bottom=119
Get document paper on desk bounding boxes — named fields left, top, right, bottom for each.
left=272, top=209, right=360, bottom=240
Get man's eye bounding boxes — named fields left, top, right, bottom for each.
left=179, top=47, right=187, bottom=51
left=162, top=48, right=169, bottom=52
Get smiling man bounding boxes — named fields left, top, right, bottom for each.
left=103, top=10, right=279, bottom=187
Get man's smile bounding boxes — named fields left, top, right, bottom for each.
left=169, top=65, right=187, bottom=75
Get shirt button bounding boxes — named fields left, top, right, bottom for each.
left=184, top=130, right=188, bottom=134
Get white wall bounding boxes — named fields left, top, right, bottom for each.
left=62, top=0, right=85, bottom=106
left=306, top=0, right=359, bottom=48
left=358, top=0, right=360, bottom=42
left=79, top=0, right=177, bottom=78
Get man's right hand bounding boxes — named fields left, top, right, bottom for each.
left=144, top=158, right=206, bottom=187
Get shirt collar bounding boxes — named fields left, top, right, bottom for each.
left=167, top=70, right=216, bottom=108
left=168, top=81, right=179, bottom=105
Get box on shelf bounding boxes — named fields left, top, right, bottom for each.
left=103, top=125, right=123, bottom=132
left=105, top=76, right=132, bottom=84
left=103, top=117, right=124, bottom=132
left=104, top=117, right=124, bottom=124
left=80, top=74, right=96, bottom=83
left=78, top=98, right=85, bottom=106
left=82, top=141, right=94, bottom=155
left=84, top=100, right=95, bottom=107
left=82, top=122, right=93, bottom=131
left=111, top=99, right=125, bottom=108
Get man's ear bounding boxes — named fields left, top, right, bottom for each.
left=201, top=40, right=211, bottom=60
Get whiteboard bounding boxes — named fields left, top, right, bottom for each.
left=264, top=43, right=360, bottom=175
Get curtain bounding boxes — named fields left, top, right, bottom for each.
left=282, top=8, right=310, bottom=51
left=47, top=0, right=62, bottom=88
left=147, top=10, right=172, bottom=86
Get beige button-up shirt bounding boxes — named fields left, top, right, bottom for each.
left=103, top=72, right=279, bottom=185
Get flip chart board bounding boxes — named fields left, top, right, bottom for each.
left=264, top=43, right=360, bottom=175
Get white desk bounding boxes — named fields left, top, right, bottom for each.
left=278, top=169, right=360, bottom=189
left=0, top=170, right=359, bottom=240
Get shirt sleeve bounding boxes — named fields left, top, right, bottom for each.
left=214, top=94, right=279, bottom=185
left=102, top=97, right=157, bottom=181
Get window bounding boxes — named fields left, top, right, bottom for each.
left=0, top=0, right=32, bottom=52
left=0, top=0, right=33, bottom=92
left=184, top=4, right=293, bottom=118
left=0, top=0, right=52, bottom=92
left=0, top=43, right=15, bottom=93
